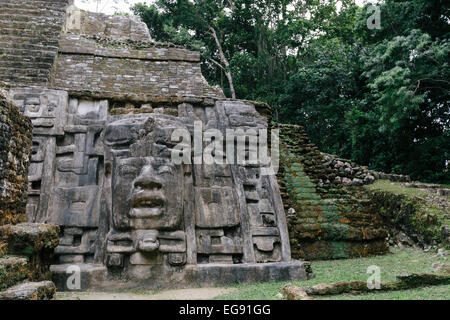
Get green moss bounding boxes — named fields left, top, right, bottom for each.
left=22, top=245, right=35, bottom=256
left=0, top=257, right=30, bottom=291
left=278, top=124, right=388, bottom=259
left=330, top=242, right=350, bottom=259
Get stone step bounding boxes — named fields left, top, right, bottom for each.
left=0, top=47, right=57, bottom=58
left=0, top=74, right=47, bottom=87
left=0, top=8, right=67, bottom=17
left=0, top=34, right=59, bottom=46
left=0, top=1, right=68, bottom=12
left=0, top=47, right=58, bottom=59
left=0, top=223, right=60, bottom=256
left=0, top=26, right=62, bottom=38
left=0, top=60, right=52, bottom=75
left=0, top=20, right=64, bottom=32
left=0, top=52, right=55, bottom=65
left=51, top=262, right=310, bottom=291
left=0, top=14, right=65, bottom=24
left=0, top=67, right=50, bottom=79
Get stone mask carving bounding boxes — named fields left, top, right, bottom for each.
left=105, top=114, right=188, bottom=253
left=113, top=156, right=184, bottom=231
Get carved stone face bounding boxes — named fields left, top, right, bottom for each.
left=105, top=114, right=187, bottom=232
left=112, top=156, right=184, bottom=230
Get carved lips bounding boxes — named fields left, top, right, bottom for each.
left=129, top=190, right=166, bottom=218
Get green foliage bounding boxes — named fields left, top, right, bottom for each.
left=132, top=0, right=449, bottom=183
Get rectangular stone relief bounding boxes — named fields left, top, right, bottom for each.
left=9, top=88, right=69, bottom=136
left=196, top=229, right=242, bottom=256
left=194, top=187, right=240, bottom=228
left=51, top=185, right=101, bottom=227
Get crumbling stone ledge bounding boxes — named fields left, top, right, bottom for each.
left=0, top=223, right=59, bottom=281
left=0, top=281, right=56, bottom=300
left=280, top=270, right=450, bottom=300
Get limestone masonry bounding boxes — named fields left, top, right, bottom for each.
left=0, top=0, right=389, bottom=290
left=0, top=89, right=33, bottom=226
left=0, top=0, right=70, bottom=88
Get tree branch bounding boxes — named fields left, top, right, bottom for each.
left=207, top=25, right=236, bottom=98
left=207, top=58, right=225, bottom=70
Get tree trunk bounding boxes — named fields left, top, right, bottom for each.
left=208, top=25, right=236, bottom=99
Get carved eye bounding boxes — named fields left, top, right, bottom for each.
left=158, top=165, right=173, bottom=175
left=120, top=165, right=138, bottom=177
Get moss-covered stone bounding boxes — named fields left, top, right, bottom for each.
left=0, top=257, right=30, bottom=291
left=275, top=123, right=388, bottom=260
left=0, top=223, right=59, bottom=281
left=0, top=223, right=59, bottom=254
left=368, top=190, right=447, bottom=248
left=0, top=90, right=33, bottom=226
left=0, top=281, right=56, bottom=300
left=281, top=272, right=450, bottom=300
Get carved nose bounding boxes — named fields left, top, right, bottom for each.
left=134, top=166, right=163, bottom=190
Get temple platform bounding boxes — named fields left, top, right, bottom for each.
left=50, top=261, right=312, bottom=291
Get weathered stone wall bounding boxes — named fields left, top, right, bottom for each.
left=0, top=0, right=70, bottom=88
left=61, top=5, right=151, bottom=42
left=48, top=7, right=223, bottom=100
left=0, top=89, right=33, bottom=226
left=276, top=124, right=388, bottom=260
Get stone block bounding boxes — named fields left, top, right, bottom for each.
left=0, top=223, right=59, bottom=255
left=0, top=281, right=56, bottom=300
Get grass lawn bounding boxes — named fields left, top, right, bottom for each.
left=215, top=248, right=450, bottom=300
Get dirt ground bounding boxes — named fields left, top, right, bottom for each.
left=55, top=287, right=237, bottom=300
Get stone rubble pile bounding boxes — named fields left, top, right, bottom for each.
left=322, top=154, right=411, bottom=187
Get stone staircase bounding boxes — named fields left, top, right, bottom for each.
left=276, top=123, right=388, bottom=260
left=0, top=0, right=69, bottom=87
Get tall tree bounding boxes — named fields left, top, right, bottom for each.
left=132, top=0, right=450, bottom=183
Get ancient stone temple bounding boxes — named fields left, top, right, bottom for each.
left=1, top=1, right=310, bottom=290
